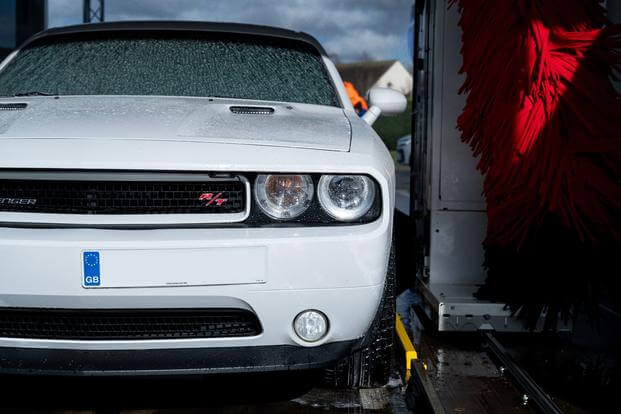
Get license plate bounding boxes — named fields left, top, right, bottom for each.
left=81, top=247, right=267, bottom=288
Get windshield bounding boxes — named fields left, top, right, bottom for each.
left=0, top=32, right=340, bottom=106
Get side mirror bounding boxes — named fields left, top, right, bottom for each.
left=362, top=87, right=407, bottom=125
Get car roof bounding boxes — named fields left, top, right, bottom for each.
left=20, top=21, right=328, bottom=56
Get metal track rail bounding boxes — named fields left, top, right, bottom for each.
left=481, top=331, right=563, bottom=414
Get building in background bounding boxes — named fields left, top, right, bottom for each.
left=0, top=0, right=47, bottom=60
left=337, top=60, right=413, bottom=97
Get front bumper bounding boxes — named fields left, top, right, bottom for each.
left=0, top=340, right=357, bottom=376
left=0, top=217, right=391, bottom=373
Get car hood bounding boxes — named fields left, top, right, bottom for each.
left=0, top=96, right=351, bottom=152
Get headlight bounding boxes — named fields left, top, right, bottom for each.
left=254, top=174, right=314, bottom=219
left=318, top=175, right=376, bottom=221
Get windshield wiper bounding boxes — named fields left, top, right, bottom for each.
left=13, top=91, right=55, bottom=97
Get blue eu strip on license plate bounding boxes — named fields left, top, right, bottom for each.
left=83, top=251, right=101, bottom=286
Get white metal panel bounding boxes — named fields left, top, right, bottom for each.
left=437, top=3, right=484, bottom=209
left=429, top=210, right=487, bottom=285
left=426, top=0, right=487, bottom=287
left=418, top=283, right=570, bottom=332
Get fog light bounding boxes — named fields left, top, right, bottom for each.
left=293, top=310, right=328, bottom=342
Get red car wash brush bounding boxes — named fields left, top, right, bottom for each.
left=450, top=0, right=621, bottom=327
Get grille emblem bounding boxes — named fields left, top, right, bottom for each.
left=0, top=198, right=37, bottom=205
left=198, top=192, right=228, bottom=206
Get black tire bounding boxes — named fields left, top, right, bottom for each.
left=323, top=243, right=396, bottom=388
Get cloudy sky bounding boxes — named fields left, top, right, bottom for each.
left=48, top=0, right=413, bottom=65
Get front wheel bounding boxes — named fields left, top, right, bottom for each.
left=323, top=243, right=396, bottom=388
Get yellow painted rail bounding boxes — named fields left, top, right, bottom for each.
left=396, top=313, right=419, bottom=382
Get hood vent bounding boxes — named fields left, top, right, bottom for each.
left=229, top=106, right=274, bottom=115
left=0, top=103, right=27, bottom=111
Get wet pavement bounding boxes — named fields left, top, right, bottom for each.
left=417, top=333, right=536, bottom=413
left=401, top=295, right=621, bottom=414
left=505, top=308, right=621, bottom=414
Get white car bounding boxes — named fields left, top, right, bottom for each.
left=0, top=22, right=405, bottom=386
left=396, top=134, right=411, bottom=165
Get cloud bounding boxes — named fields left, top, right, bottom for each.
left=48, top=0, right=412, bottom=64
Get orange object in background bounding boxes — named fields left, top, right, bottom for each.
left=343, top=81, right=368, bottom=114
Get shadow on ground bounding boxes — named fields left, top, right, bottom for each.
left=0, top=369, right=406, bottom=413
left=0, top=370, right=324, bottom=413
